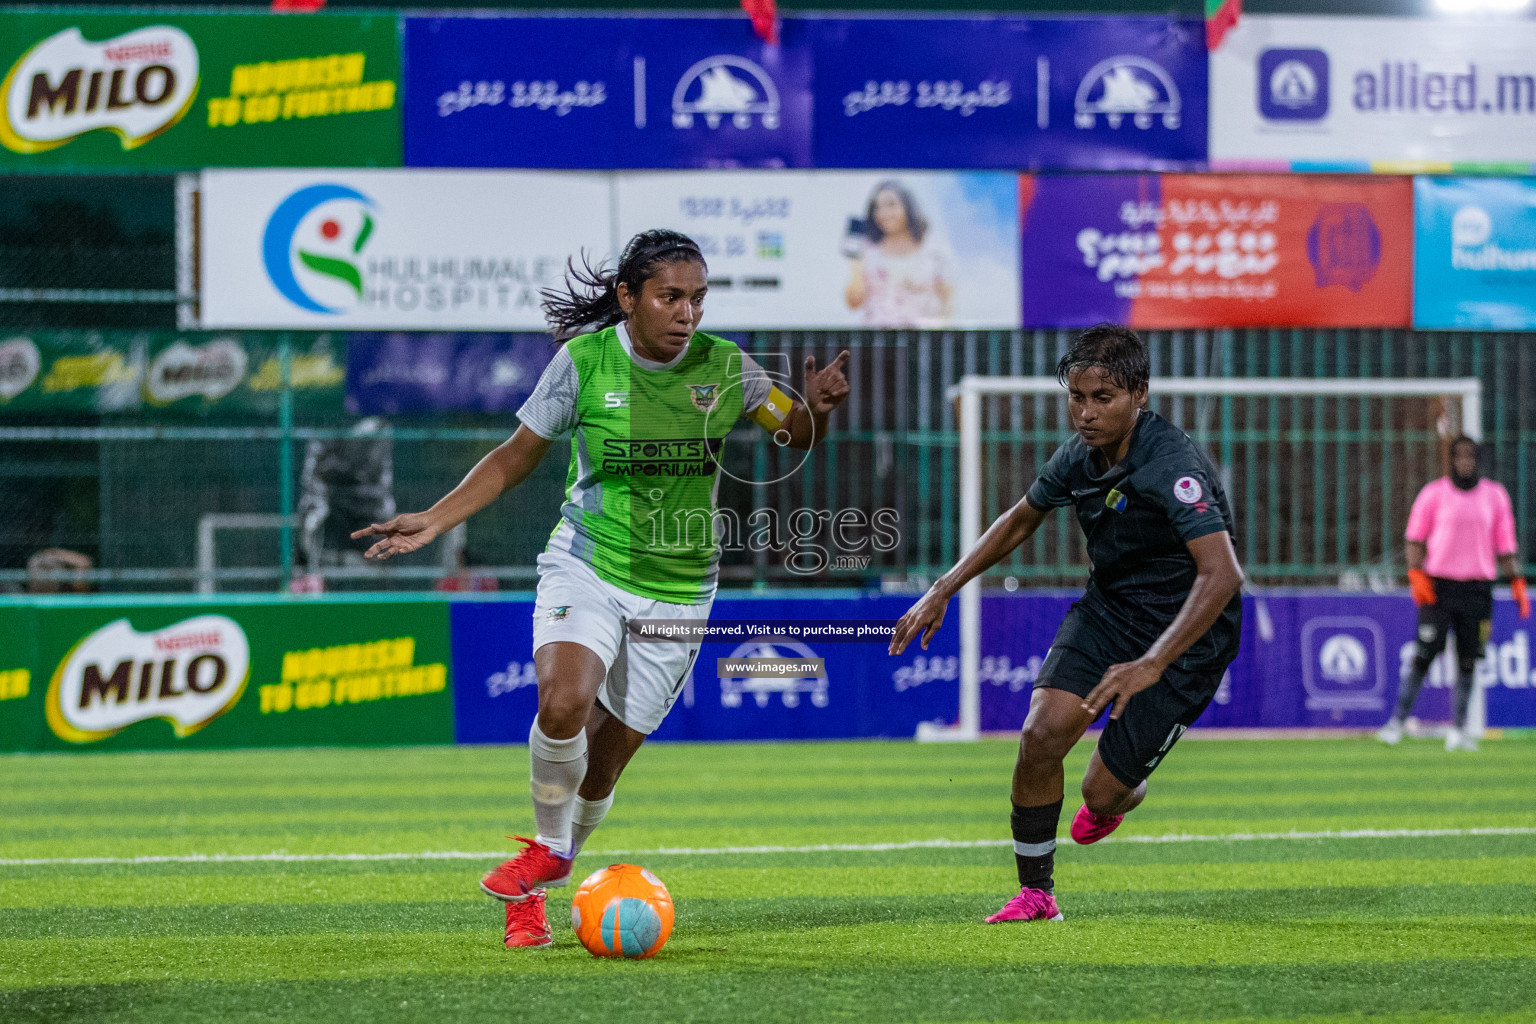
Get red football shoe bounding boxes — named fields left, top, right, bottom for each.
left=480, top=836, right=573, bottom=902
left=985, top=886, right=1064, bottom=923
left=1070, top=805, right=1124, bottom=845
left=504, top=890, right=553, bottom=948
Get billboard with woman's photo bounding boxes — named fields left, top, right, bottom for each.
left=614, top=171, right=1021, bottom=329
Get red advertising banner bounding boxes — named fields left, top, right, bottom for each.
left=1020, top=174, right=1413, bottom=328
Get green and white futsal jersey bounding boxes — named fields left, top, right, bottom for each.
left=516, top=323, right=792, bottom=603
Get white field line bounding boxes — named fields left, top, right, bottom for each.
left=2, top=826, right=1534, bottom=868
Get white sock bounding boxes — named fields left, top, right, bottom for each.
left=569, top=793, right=614, bottom=859
left=528, top=720, right=586, bottom=858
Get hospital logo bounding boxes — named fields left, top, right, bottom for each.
left=261, top=183, right=377, bottom=315
left=0, top=25, right=199, bottom=154
left=1258, top=48, right=1329, bottom=121
left=687, top=382, right=720, bottom=413
left=671, top=55, right=780, bottom=130
left=1073, top=56, right=1180, bottom=130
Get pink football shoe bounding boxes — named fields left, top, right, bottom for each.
left=1070, top=805, right=1124, bottom=845
left=985, top=886, right=1064, bottom=923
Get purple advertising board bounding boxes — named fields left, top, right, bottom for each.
left=811, top=18, right=1207, bottom=170
left=403, top=17, right=812, bottom=169
left=450, top=592, right=1534, bottom=743
left=346, top=333, right=554, bottom=415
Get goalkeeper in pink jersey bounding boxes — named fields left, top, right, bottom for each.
left=1378, top=436, right=1530, bottom=751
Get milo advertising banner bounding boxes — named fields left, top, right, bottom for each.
left=0, top=11, right=400, bottom=170
left=0, top=600, right=453, bottom=752
left=0, top=331, right=346, bottom=416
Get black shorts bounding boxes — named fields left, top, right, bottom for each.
left=1416, top=578, right=1494, bottom=668
left=1039, top=603, right=1231, bottom=789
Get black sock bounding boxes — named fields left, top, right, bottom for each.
left=1010, top=799, right=1063, bottom=892
left=1394, top=663, right=1429, bottom=721
left=1454, top=670, right=1476, bottom=728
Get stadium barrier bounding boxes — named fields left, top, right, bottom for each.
left=2, top=591, right=1531, bottom=752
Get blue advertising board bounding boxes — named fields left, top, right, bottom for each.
left=346, top=332, right=554, bottom=415
left=450, top=594, right=959, bottom=744
left=812, top=18, right=1207, bottom=170
left=450, top=592, right=1536, bottom=743
left=403, top=17, right=812, bottom=169
left=1413, top=177, right=1536, bottom=330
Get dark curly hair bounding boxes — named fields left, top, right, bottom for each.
left=1056, top=322, right=1149, bottom=395
left=541, top=229, right=706, bottom=342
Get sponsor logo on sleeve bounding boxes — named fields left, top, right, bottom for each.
left=46, top=615, right=250, bottom=743
left=1, top=26, right=199, bottom=154
left=1173, top=476, right=1203, bottom=504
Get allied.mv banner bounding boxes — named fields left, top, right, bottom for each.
left=1211, top=16, right=1536, bottom=172
left=1019, top=174, right=1412, bottom=329
left=616, top=171, right=1020, bottom=329
left=199, top=169, right=612, bottom=330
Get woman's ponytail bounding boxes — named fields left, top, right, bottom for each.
left=541, top=229, right=705, bottom=342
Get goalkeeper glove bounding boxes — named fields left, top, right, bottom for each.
left=1408, top=568, right=1436, bottom=607
left=1513, top=576, right=1530, bottom=619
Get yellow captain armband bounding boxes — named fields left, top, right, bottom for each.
left=750, top=385, right=794, bottom=432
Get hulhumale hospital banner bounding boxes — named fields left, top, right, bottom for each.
left=1211, top=16, right=1536, bottom=172
left=1414, top=177, right=1536, bottom=331
left=617, top=171, right=1021, bottom=329
left=403, top=17, right=812, bottom=169
left=811, top=17, right=1207, bottom=170
left=198, top=169, right=611, bottom=330
left=0, top=11, right=400, bottom=170
left=1019, top=174, right=1412, bottom=329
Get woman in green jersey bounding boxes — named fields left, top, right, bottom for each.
left=353, top=230, right=851, bottom=947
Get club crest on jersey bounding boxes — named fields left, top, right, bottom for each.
left=1173, top=476, right=1203, bottom=504
left=687, top=383, right=720, bottom=413
left=1105, top=488, right=1128, bottom=513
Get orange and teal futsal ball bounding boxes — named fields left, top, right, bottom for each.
left=570, top=863, right=674, bottom=959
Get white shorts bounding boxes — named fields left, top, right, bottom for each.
left=531, top=550, right=712, bottom=735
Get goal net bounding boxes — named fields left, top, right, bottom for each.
left=925, top=375, right=1486, bottom=742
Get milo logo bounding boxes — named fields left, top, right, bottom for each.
left=46, top=615, right=250, bottom=743
left=0, top=25, right=199, bottom=154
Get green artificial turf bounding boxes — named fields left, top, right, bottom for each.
left=1, top=737, right=1533, bottom=1023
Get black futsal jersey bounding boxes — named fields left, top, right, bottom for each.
left=1025, top=409, right=1242, bottom=672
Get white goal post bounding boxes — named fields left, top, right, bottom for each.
left=924, top=375, right=1485, bottom=743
